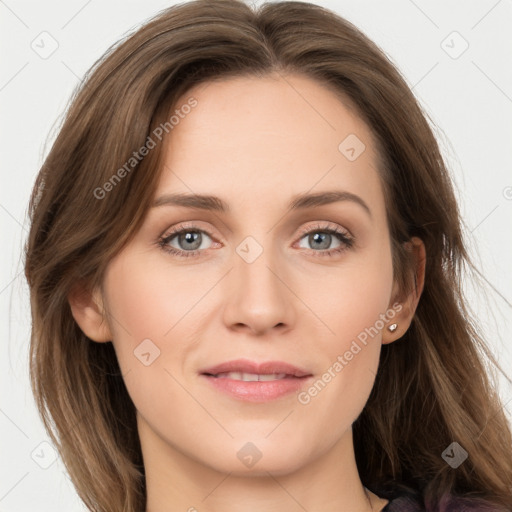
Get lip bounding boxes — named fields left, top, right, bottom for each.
left=199, top=358, right=313, bottom=403
left=199, top=358, right=312, bottom=378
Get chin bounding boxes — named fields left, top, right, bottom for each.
left=204, top=439, right=310, bottom=477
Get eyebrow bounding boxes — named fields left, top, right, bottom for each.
left=151, top=190, right=371, bottom=217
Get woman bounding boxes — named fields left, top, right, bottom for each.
left=24, top=1, right=512, bottom=511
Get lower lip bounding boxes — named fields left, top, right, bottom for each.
left=201, top=374, right=313, bottom=402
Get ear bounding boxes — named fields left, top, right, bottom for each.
left=382, top=236, right=426, bottom=344
left=67, top=280, right=112, bottom=343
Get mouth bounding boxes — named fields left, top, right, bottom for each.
left=199, top=359, right=313, bottom=402
left=204, top=371, right=299, bottom=381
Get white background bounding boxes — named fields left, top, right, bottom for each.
left=1, top=0, right=511, bottom=510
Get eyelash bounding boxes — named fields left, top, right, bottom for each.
left=157, top=222, right=354, bottom=259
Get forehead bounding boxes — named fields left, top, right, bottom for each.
left=156, top=73, right=385, bottom=215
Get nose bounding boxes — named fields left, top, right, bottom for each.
left=222, top=240, right=296, bottom=336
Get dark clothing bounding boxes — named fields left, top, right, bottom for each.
left=371, top=483, right=511, bottom=511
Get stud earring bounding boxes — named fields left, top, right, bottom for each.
left=388, top=323, right=398, bottom=332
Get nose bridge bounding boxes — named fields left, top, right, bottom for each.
left=223, top=233, right=295, bottom=334
left=236, top=234, right=279, bottom=290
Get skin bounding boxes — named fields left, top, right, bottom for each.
left=69, top=73, right=426, bottom=512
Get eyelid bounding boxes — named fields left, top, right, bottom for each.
left=160, top=220, right=220, bottom=240
left=161, top=220, right=351, bottom=241
left=295, top=221, right=352, bottom=239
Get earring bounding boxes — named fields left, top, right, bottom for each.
left=388, top=323, right=398, bottom=332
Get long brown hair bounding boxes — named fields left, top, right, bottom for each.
left=24, top=1, right=512, bottom=510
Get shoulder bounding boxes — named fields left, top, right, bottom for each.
left=372, top=482, right=511, bottom=512
left=383, top=495, right=511, bottom=512
left=379, top=485, right=423, bottom=512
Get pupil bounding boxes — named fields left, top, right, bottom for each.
left=181, top=231, right=201, bottom=250
left=311, top=232, right=330, bottom=250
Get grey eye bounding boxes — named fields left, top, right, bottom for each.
left=298, top=231, right=342, bottom=251
left=167, top=230, right=212, bottom=251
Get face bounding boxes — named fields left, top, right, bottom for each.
left=100, top=73, right=397, bottom=476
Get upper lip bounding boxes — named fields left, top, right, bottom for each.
left=200, top=359, right=312, bottom=378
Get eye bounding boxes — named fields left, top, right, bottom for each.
left=158, top=224, right=216, bottom=258
left=295, top=222, right=354, bottom=257
left=157, top=221, right=354, bottom=259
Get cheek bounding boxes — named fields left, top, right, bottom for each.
left=299, top=242, right=393, bottom=409
left=101, top=253, right=198, bottom=429
left=303, top=243, right=394, bottom=350
left=102, top=250, right=211, bottom=350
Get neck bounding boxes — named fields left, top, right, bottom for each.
left=139, top=415, right=379, bottom=512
